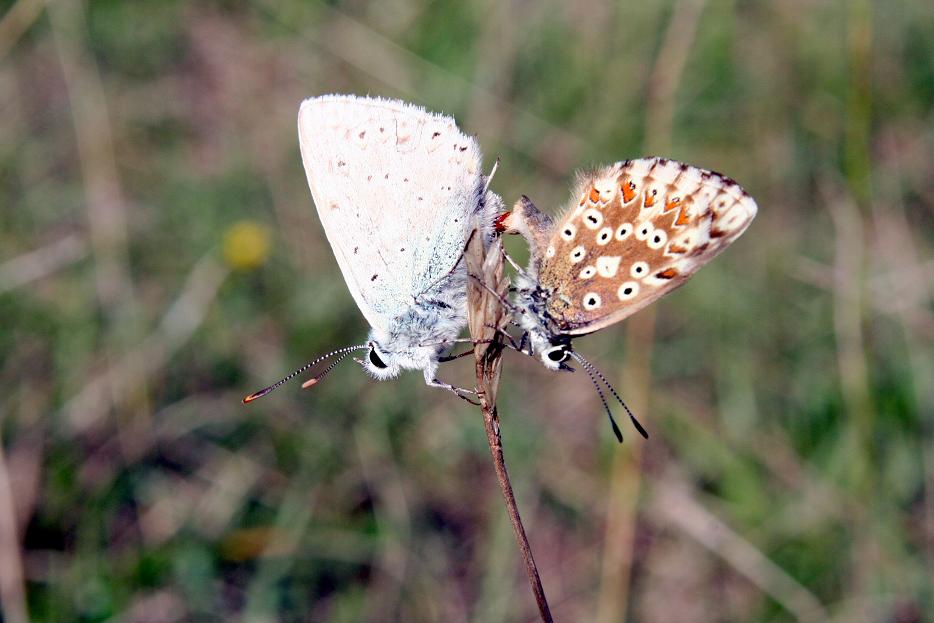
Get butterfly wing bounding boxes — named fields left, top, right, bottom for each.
left=536, top=158, right=757, bottom=335
left=298, top=95, right=486, bottom=332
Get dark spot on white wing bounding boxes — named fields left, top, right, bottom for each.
left=404, top=177, right=409, bottom=182
left=432, top=131, right=441, bottom=138
left=653, top=233, right=663, bottom=244
left=371, top=274, right=378, bottom=281
left=367, top=175, right=372, bottom=181
left=338, top=160, right=346, bottom=167
left=384, top=173, right=389, bottom=179
left=454, top=218, right=458, bottom=223
left=359, top=131, right=366, bottom=139
left=418, top=196, right=424, bottom=201
left=354, top=247, right=359, bottom=254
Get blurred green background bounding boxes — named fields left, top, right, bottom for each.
left=1, top=0, right=932, bottom=621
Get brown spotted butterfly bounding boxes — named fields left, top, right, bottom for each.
left=499, top=157, right=757, bottom=440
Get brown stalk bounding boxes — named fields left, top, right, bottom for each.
left=465, top=229, right=553, bottom=623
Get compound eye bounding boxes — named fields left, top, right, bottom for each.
left=369, top=348, right=388, bottom=369
left=545, top=347, right=568, bottom=363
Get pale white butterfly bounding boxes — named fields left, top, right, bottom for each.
left=244, top=95, right=502, bottom=403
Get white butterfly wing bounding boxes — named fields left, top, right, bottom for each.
left=298, top=95, right=486, bottom=332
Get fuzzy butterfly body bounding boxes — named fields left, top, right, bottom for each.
left=502, top=157, right=757, bottom=369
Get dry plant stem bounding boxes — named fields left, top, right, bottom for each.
left=466, top=231, right=553, bottom=623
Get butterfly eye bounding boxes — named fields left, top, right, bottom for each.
left=545, top=346, right=569, bottom=363
left=369, top=348, right=388, bottom=369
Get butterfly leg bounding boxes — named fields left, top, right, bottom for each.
left=466, top=272, right=521, bottom=314
left=483, top=324, right=527, bottom=354
left=426, top=376, right=481, bottom=405
left=437, top=348, right=475, bottom=363
left=500, top=248, right=532, bottom=280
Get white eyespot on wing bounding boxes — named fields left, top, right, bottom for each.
left=596, top=256, right=621, bottom=278
left=635, top=222, right=653, bottom=241
left=582, top=208, right=603, bottom=229
left=583, top=292, right=602, bottom=310
left=546, top=245, right=556, bottom=258
left=298, top=95, right=488, bottom=333
left=618, top=281, right=639, bottom=301
left=579, top=265, right=596, bottom=279
left=561, top=223, right=577, bottom=241
left=647, top=228, right=668, bottom=249
left=630, top=261, right=649, bottom=278
left=616, top=223, right=633, bottom=240
left=596, top=227, right=613, bottom=245
left=569, top=245, right=586, bottom=263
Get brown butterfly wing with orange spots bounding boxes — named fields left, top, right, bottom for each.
left=536, top=158, right=757, bottom=335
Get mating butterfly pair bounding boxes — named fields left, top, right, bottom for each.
left=243, top=95, right=757, bottom=441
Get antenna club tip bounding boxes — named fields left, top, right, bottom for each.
left=242, top=387, right=272, bottom=404
left=301, top=378, right=318, bottom=389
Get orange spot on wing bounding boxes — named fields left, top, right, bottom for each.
left=643, top=190, right=656, bottom=208
left=675, top=206, right=691, bottom=226
left=622, top=181, right=636, bottom=203
left=668, top=243, right=688, bottom=254
left=656, top=267, right=678, bottom=279
left=664, top=197, right=681, bottom=212
left=589, top=187, right=601, bottom=203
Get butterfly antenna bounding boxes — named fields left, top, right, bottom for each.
left=243, top=344, right=367, bottom=403
left=301, top=353, right=349, bottom=388
left=577, top=357, right=624, bottom=443
left=572, top=352, right=648, bottom=439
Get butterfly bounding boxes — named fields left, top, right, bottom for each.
left=498, top=157, right=757, bottom=439
left=244, top=95, right=501, bottom=403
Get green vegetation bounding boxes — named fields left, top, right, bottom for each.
left=1, top=0, right=931, bottom=620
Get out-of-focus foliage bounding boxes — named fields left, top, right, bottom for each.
left=1, top=0, right=932, bottom=621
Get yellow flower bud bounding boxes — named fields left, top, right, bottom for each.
left=223, top=221, right=271, bottom=270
